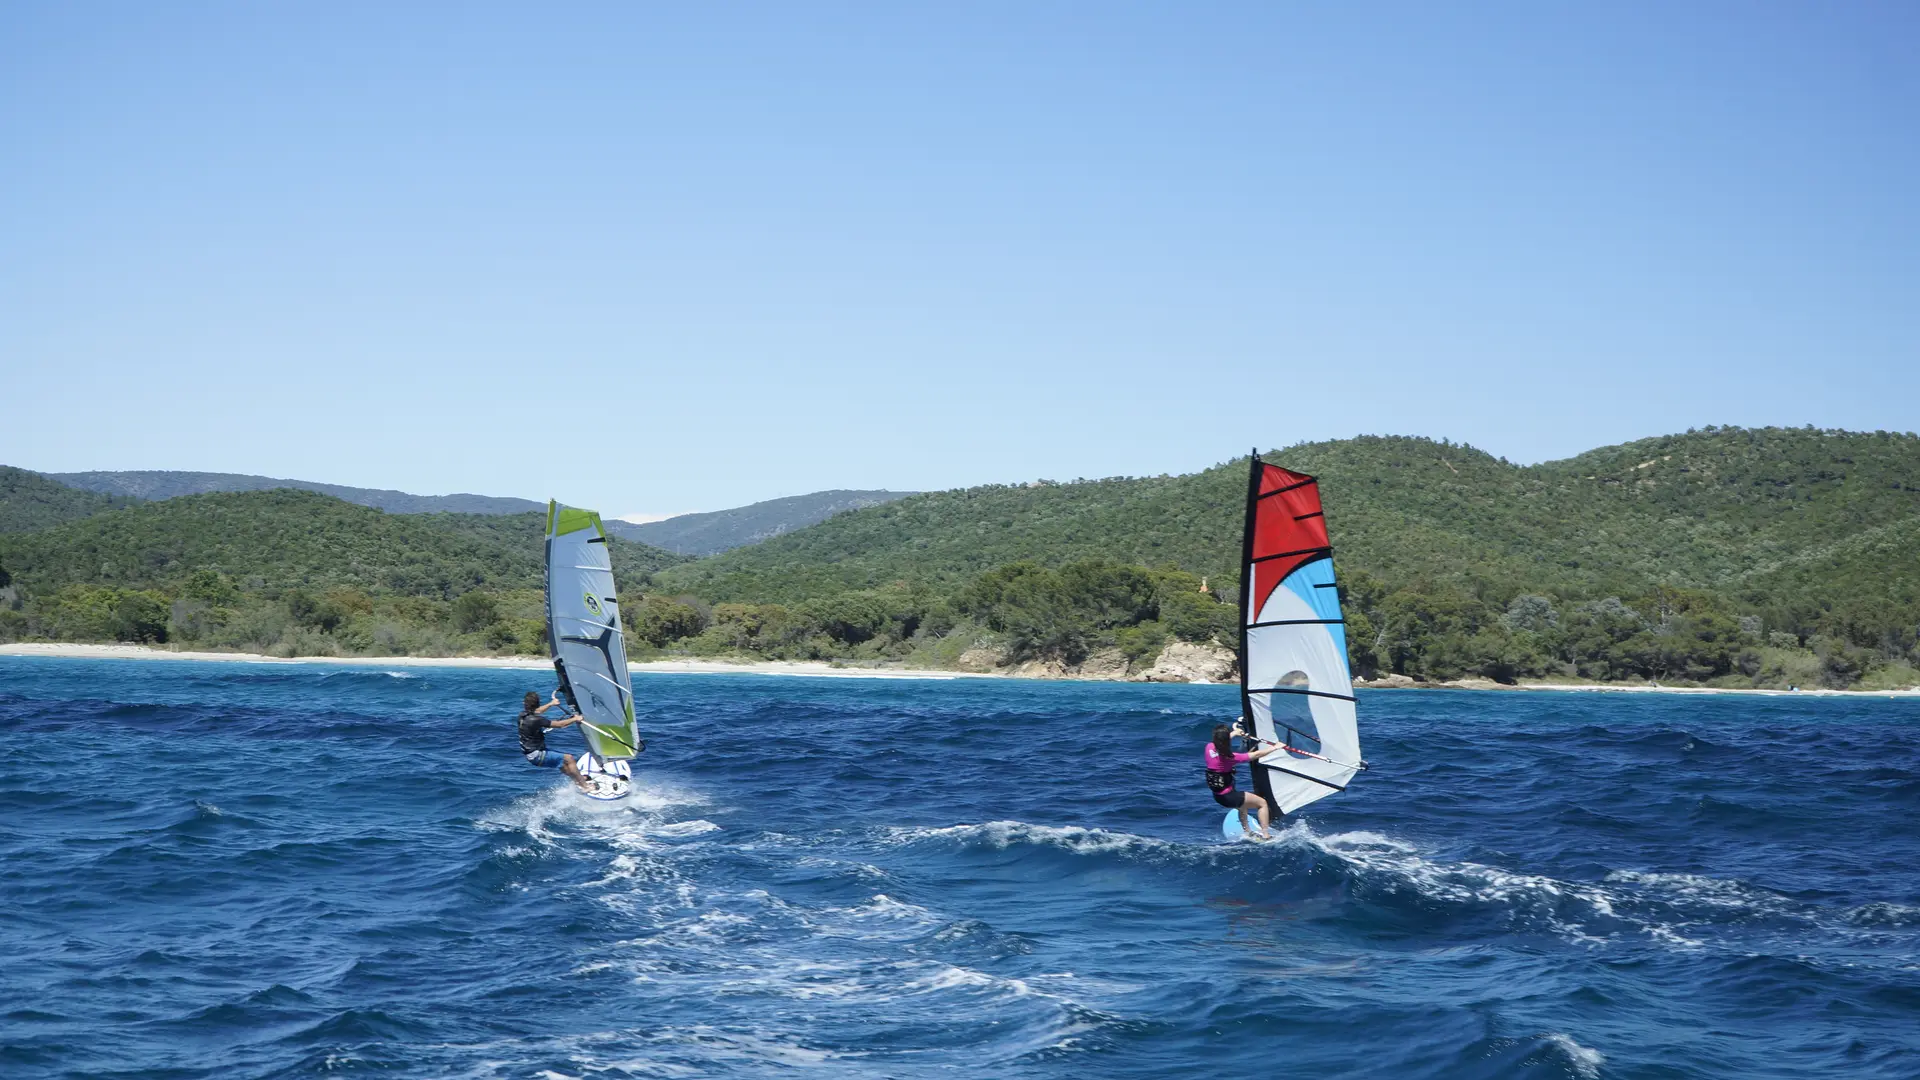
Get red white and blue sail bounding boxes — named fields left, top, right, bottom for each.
left=1239, top=454, right=1363, bottom=814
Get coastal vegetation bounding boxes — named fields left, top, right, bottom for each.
left=0, top=466, right=132, bottom=533
left=0, top=490, right=686, bottom=658
left=2, top=427, right=1916, bottom=689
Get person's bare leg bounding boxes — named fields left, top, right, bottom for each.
left=561, top=754, right=592, bottom=792
left=1237, top=806, right=1250, bottom=835
left=1246, top=793, right=1273, bottom=838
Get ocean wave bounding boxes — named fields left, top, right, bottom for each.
left=1303, top=827, right=1743, bottom=948
left=1844, top=901, right=1920, bottom=928
left=881, top=820, right=1185, bottom=857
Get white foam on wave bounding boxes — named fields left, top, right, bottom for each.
left=1302, top=824, right=1719, bottom=949
left=477, top=779, right=710, bottom=845
left=1604, top=869, right=1920, bottom=945
left=1604, top=869, right=1782, bottom=910
left=578, top=1026, right=835, bottom=1072
left=886, top=819, right=1179, bottom=856
left=650, top=820, right=721, bottom=838
left=1315, top=830, right=1418, bottom=853
left=1316, top=829, right=1920, bottom=958
left=809, top=893, right=944, bottom=942
left=901, top=963, right=1030, bottom=996
left=1844, top=901, right=1920, bottom=927
left=1542, top=1033, right=1605, bottom=1079
left=474, top=797, right=1149, bottom=1074
left=562, top=856, right=1112, bottom=1065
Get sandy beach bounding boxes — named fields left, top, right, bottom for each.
left=0, top=643, right=980, bottom=680
left=3, top=642, right=1915, bottom=695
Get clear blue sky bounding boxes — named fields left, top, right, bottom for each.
left=4, top=3, right=1915, bottom=517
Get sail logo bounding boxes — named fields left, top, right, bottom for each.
left=583, top=593, right=603, bottom=616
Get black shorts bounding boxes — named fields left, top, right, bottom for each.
left=1213, top=788, right=1246, bottom=809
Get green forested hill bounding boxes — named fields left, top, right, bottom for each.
left=2, top=428, right=1914, bottom=686
left=658, top=428, right=1920, bottom=602
left=0, top=490, right=687, bottom=656
left=652, top=472, right=1233, bottom=603
left=0, top=466, right=132, bottom=533
left=640, top=427, right=1919, bottom=687
left=0, top=490, right=685, bottom=593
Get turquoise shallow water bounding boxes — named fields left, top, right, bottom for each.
left=2, top=656, right=1918, bottom=1078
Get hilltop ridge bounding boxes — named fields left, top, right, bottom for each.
left=46, top=470, right=544, bottom=516
left=0, top=467, right=132, bottom=534
left=614, top=490, right=915, bottom=555
left=31, top=469, right=914, bottom=555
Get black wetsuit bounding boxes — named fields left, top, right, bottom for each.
left=517, top=709, right=551, bottom=755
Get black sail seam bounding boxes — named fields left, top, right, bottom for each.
left=1259, top=762, right=1348, bottom=790
left=1247, top=687, right=1357, bottom=703
left=1255, top=479, right=1315, bottom=500
left=1250, top=546, right=1332, bottom=565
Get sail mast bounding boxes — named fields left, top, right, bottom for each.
left=1238, top=449, right=1278, bottom=811
left=1238, top=448, right=1260, bottom=729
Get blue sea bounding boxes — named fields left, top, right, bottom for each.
left=3, top=658, right=1918, bottom=1079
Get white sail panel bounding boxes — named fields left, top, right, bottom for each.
left=545, top=501, right=640, bottom=760
left=1245, top=569, right=1361, bottom=813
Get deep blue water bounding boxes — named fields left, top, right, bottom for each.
left=3, top=658, right=1918, bottom=1079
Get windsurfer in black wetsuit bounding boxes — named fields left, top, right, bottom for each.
left=518, top=691, right=592, bottom=792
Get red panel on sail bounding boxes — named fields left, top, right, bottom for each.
left=1248, top=465, right=1329, bottom=618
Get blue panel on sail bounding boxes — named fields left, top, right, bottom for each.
left=1281, top=559, right=1348, bottom=671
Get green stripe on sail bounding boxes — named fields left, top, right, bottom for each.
left=553, top=505, right=601, bottom=537
left=584, top=707, right=638, bottom=758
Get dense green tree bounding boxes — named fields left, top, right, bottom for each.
left=452, top=591, right=500, bottom=634
left=112, top=592, right=170, bottom=644
left=626, top=595, right=710, bottom=647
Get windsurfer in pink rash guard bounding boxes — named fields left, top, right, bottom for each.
left=1205, top=721, right=1288, bottom=840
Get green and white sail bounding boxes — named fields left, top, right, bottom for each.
left=545, top=501, right=641, bottom=761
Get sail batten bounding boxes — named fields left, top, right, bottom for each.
left=545, top=500, right=641, bottom=762
left=1238, top=453, right=1362, bottom=815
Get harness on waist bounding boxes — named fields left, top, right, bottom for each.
left=1205, top=768, right=1236, bottom=794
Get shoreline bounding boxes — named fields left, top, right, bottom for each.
left=0, top=643, right=985, bottom=681
left=3, top=643, right=1917, bottom=696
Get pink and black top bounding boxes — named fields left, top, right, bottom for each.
left=1204, top=743, right=1252, bottom=795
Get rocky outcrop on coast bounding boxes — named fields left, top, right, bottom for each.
left=951, top=640, right=1237, bottom=683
